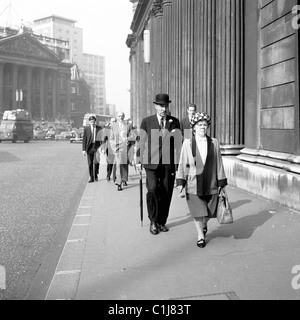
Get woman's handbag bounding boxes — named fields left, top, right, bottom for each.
left=217, top=188, right=233, bottom=224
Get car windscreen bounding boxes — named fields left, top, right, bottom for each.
left=0, top=123, right=14, bottom=130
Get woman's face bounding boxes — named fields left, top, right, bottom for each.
left=194, top=120, right=208, bottom=137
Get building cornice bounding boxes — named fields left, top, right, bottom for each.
left=130, top=0, right=153, bottom=34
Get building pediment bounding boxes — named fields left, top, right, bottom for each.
left=0, top=32, right=61, bottom=63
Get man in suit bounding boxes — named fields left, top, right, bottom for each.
left=82, top=115, right=102, bottom=183
left=136, top=93, right=181, bottom=235
left=110, top=111, right=137, bottom=191
left=180, top=103, right=197, bottom=139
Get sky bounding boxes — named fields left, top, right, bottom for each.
left=0, top=0, right=134, bottom=116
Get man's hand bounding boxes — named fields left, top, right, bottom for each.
left=177, top=186, right=186, bottom=198
left=82, top=151, right=87, bottom=156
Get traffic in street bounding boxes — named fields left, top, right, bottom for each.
left=0, top=140, right=87, bottom=300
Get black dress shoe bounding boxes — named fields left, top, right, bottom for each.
left=203, top=226, right=208, bottom=237
left=158, top=224, right=169, bottom=232
left=150, top=222, right=159, bottom=235
left=106, top=176, right=111, bottom=182
left=117, top=184, right=123, bottom=191
left=122, top=181, right=128, bottom=186
left=88, top=179, right=94, bottom=183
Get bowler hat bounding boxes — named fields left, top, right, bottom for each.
left=153, top=93, right=172, bottom=105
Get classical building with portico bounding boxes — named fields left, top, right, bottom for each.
left=0, top=31, right=73, bottom=122
left=127, top=0, right=300, bottom=211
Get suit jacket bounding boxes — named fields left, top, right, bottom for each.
left=82, top=125, right=102, bottom=153
left=180, top=117, right=193, bottom=140
left=180, top=117, right=190, bottom=132
left=137, top=114, right=181, bottom=171
left=110, top=122, right=137, bottom=162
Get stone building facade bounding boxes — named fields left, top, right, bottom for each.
left=127, top=0, right=300, bottom=211
left=0, top=32, right=73, bottom=122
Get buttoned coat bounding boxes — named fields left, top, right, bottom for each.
left=176, top=136, right=228, bottom=196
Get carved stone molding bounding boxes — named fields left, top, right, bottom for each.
left=162, top=0, right=172, bottom=6
left=152, top=0, right=163, bottom=17
left=0, top=34, right=59, bottom=62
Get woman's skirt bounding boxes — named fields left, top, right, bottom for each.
left=186, top=193, right=218, bottom=218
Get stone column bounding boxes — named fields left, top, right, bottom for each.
left=26, top=67, right=33, bottom=114
left=161, top=0, right=172, bottom=94
left=40, top=68, right=45, bottom=119
left=52, top=70, right=58, bottom=119
left=152, top=0, right=163, bottom=94
left=214, top=0, right=244, bottom=154
left=12, top=65, right=18, bottom=109
left=0, top=63, right=4, bottom=113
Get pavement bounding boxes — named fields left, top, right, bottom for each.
left=42, top=156, right=300, bottom=301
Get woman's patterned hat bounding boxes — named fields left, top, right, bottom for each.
left=190, top=112, right=211, bottom=127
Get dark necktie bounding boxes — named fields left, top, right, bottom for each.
left=160, top=118, right=165, bottom=130
left=92, top=126, right=95, bottom=143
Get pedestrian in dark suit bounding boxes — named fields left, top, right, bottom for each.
left=82, top=115, right=102, bottom=183
left=180, top=103, right=197, bottom=139
left=136, top=93, right=181, bottom=235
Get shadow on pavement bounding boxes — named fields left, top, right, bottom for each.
left=209, top=210, right=274, bottom=240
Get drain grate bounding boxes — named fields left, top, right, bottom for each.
left=171, top=291, right=240, bottom=300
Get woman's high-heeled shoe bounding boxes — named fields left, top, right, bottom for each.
left=197, top=239, right=206, bottom=248
left=117, top=184, right=123, bottom=191
left=203, top=227, right=208, bottom=237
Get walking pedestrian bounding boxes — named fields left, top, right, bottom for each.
left=101, top=117, right=117, bottom=182
left=110, top=111, right=137, bottom=191
left=180, top=103, right=197, bottom=139
left=136, top=93, right=181, bottom=235
left=82, top=115, right=102, bottom=183
left=176, top=112, right=228, bottom=248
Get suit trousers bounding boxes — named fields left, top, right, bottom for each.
left=87, top=147, right=99, bottom=179
left=115, top=155, right=128, bottom=185
left=145, top=165, right=175, bottom=225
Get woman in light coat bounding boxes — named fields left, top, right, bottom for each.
left=176, top=112, right=228, bottom=248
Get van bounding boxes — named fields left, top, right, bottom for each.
left=83, top=113, right=111, bottom=128
left=0, top=109, right=34, bottom=143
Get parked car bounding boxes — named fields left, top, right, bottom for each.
left=45, top=128, right=56, bottom=140
left=70, top=130, right=83, bottom=144
left=33, top=129, right=46, bottom=140
left=55, top=131, right=71, bottom=141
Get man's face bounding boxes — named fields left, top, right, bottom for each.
left=89, top=118, right=96, bottom=126
left=187, top=107, right=196, bottom=118
left=155, top=103, right=169, bottom=118
left=117, top=113, right=125, bottom=123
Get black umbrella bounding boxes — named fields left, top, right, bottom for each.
left=139, top=170, right=143, bottom=227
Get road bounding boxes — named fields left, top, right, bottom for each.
left=0, top=140, right=87, bottom=300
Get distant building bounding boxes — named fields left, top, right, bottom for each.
left=32, top=15, right=84, bottom=69
left=106, top=103, right=116, bottom=117
left=0, top=31, right=72, bottom=122
left=82, top=53, right=107, bottom=115
left=70, top=64, right=91, bottom=128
